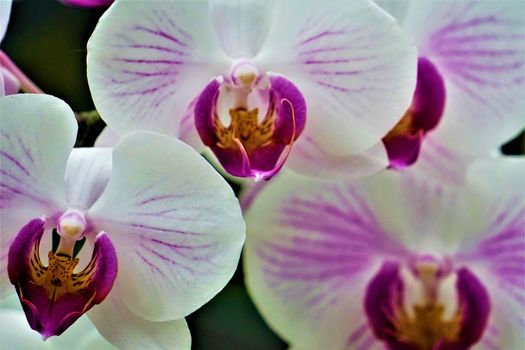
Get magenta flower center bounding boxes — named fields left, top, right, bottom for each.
left=8, top=217, right=117, bottom=339
left=365, top=259, right=490, bottom=350
left=194, top=59, right=307, bottom=180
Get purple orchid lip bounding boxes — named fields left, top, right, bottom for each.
left=383, top=56, right=446, bottom=169
left=8, top=218, right=118, bottom=339
left=194, top=74, right=306, bottom=180
left=364, top=261, right=490, bottom=350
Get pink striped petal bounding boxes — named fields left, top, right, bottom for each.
left=87, top=132, right=245, bottom=322
left=244, top=171, right=407, bottom=348
left=257, top=0, right=417, bottom=156
left=87, top=1, right=228, bottom=137
left=455, top=158, right=525, bottom=349
left=0, top=94, right=76, bottom=282
left=403, top=0, right=525, bottom=154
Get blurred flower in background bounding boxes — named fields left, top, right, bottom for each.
left=87, top=0, right=417, bottom=180
left=377, top=0, right=525, bottom=180
left=1, top=94, right=244, bottom=347
left=244, top=159, right=524, bottom=349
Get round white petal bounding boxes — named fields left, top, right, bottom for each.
left=256, top=0, right=417, bottom=155
left=87, top=0, right=229, bottom=138
left=403, top=0, right=525, bottom=154
left=0, top=94, right=75, bottom=272
left=88, top=131, right=245, bottom=321
left=88, top=291, right=190, bottom=350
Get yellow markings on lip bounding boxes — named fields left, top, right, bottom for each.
left=392, top=264, right=461, bottom=350
left=383, top=109, right=421, bottom=143
left=393, top=303, right=461, bottom=350
left=27, top=237, right=98, bottom=302
left=215, top=105, right=276, bottom=154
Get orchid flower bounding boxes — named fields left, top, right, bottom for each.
left=87, top=0, right=417, bottom=180
left=0, top=294, right=116, bottom=349
left=376, top=0, right=525, bottom=178
left=0, top=94, right=245, bottom=347
left=244, top=160, right=524, bottom=349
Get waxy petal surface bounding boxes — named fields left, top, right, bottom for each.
left=87, top=0, right=228, bottom=137
left=288, top=137, right=389, bottom=179
left=257, top=0, right=417, bottom=156
left=454, top=158, right=525, bottom=349
left=403, top=0, right=525, bottom=154
left=88, top=132, right=245, bottom=321
left=210, top=0, right=275, bottom=58
left=245, top=171, right=407, bottom=348
left=0, top=94, right=77, bottom=294
left=65, top=148, right=112, bottom=211
left=88, top=290, right=190, bottom=350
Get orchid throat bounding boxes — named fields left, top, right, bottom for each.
left=8, top=213, right=117, bottom=339
left=195, top=60, right=307, bottom=181
left=365, top=257, right=490, bottom=350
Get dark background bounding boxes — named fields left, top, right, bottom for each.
left=1, top=1, right=286, bottom=349
left=2, top=1, right=523, bottom=349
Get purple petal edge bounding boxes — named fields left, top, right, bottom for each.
left=8, top=219, right=118, bottom=338
left=384, top=56, right=446, bottom=168
left=195, top=74, right=307, bottom=180
left=437, top=268, right=490, bottom=349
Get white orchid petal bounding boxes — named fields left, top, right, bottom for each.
left=247, top=158, right=524, bottom=348
left=0, top=0, right=12, bottom=43
left=65, top=148, right=112, bottom=210
left=88, top=291, right=190, bottom=350
left=374, top=0, right=410, bottom=23
left=287, top=137, right=389, bottom=179
left=257, top=0, right=417, bottom=155
left=0, top=94, right=75, bottom=268
left=404, top=0, right=525, bottom=154
left=404, top=133, right=475, bottom=186
left=88, top=132, right=245, bottom=321
left=452, top=158, right=525, bottom=349
left=94, top=127, right=121, bottom=147
left=209, top=0, right=275, bottom=58
left=244, top=171, right=407, bottom=347
left=87, top=0, right=228, bottom=137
